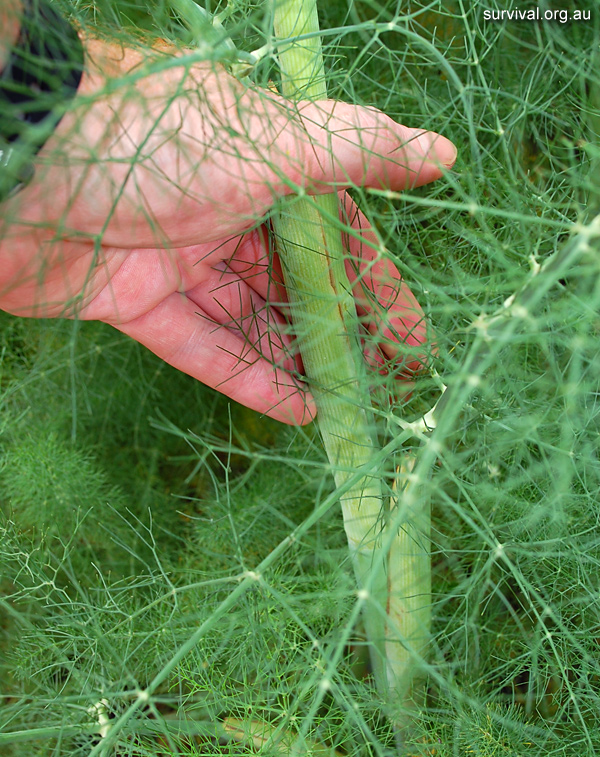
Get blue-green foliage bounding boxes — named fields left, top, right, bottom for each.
left=1, top=1, right=600, bottom=755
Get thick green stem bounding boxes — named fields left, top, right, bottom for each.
left=385, top=453, right=431, bottom=722
left=271, top=0, right=389, bottom=693
left=271, top=0, right=433, bottom=722
left=586, top=53, right=600, bottom=217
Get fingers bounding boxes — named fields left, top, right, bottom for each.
left=114, top=292, right=316, bottom=426
left=224, top=196, right=433, bottom=376
left=339, top=195, right=432, bottom=374
left=222, top=226, right=288, bottom=308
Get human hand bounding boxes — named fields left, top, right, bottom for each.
left=0, top=38, right=456, bottom=424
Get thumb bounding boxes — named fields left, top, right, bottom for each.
left=279, top=99, right=457, bottom=193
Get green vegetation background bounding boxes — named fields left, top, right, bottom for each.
left=1, top=0, right=600, bottom=755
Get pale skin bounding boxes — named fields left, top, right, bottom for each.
left=0, top=6, right=457, bottom=425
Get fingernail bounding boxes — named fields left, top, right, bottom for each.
left=272, top=371, right=317, bottom=425
left=415, top=131, right=458, bottom=169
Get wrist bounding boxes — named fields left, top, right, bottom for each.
left=0, top=0, right=84, bottom=202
